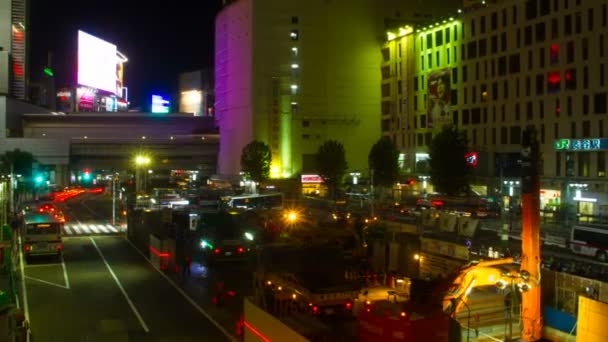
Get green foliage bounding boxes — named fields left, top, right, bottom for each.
left=316, top=140, right=348, bottom=199
left=428, top=125, right=470, bottom=195
left=368, top=137, right=399, bottom=187
left=240, top=140, right=272, bottom=183
left=0, top=149, right=35, bottom=177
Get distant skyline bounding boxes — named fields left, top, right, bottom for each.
left=29, top=0, right=222, bottom=109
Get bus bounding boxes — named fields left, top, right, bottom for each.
left=219, top=193, right=284, bottom=210
left=569, top=224, right=608, bottom=262
left=22, top=213, right=63, bottom=258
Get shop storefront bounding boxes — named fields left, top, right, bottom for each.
left=300, top=174, right=327, bottom=197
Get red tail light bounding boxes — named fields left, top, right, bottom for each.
left=24, top=244, right=31, bottom=252
left=38, top=208, right=44, bottom=213
left=312, top=306, right=319, bottom=314
left=237, top=247, right=245, bottom=253
left=213, top=248, right=221, bottom=255
left=57, top=244, right=63, bottom=251
left=345, top=302, right=352, bottom=310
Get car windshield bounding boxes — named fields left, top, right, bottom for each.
left=26, top=222, right=61, bottom=235
left=200, top=211, right=248, bottom=240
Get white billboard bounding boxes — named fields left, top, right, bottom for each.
left=77, top=30, right=117, bottom=94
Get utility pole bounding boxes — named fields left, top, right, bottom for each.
left=370, top=169, right=375, bottom=217
left=520, top=126, right=543, bottom=341
left=112, top=175, right=117, bottom=226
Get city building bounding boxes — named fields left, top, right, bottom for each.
left=0, top=0, right=28, bottom=100
left=382, top=0, right=608, bottom=215
left=179, top=69, right=214, bottom=117
left=214, top=0, right=459, bottom=179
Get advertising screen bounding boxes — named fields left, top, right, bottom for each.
left=427, top=69, right=451, bottom=128
left=78, top=30, right=117, bottom=94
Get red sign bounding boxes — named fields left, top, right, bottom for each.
left=465, top=152, right=479, bottom=167
left=301, top=175, right=324, bottom=183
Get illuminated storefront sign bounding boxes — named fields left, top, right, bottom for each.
left=554, top=138, right=608, bottom=151
left=301, top=174, right=323, bottom=183
left=151, top=95, right=170, bottom=113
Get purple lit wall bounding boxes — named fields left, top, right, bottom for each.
left=215, top=0, right=254, bottom=176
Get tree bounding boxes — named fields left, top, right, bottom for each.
left=428, top=125, right=470, bottom=195
left=316, top=140, right=348, bottom=199
left=0, top=149, right=37, bottom=208
left=240, top=140, right=271, bottom=193
left=369, top=137, right=400, bottom=187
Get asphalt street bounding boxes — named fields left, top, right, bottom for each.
left=18, top=193, right=235, bottom=342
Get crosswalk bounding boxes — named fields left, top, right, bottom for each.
left=62, top=222, right=124, bottom=236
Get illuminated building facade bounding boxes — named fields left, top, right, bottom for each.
left=383, top=0, right=608, bottom=214
left=215, top=0, right=458, bottom=178
left=0, top=0, right=28, bottom=99
left=179, top=69, right=214, bottom=117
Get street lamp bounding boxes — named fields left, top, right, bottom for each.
left=134, top=154, right=151, bottom=194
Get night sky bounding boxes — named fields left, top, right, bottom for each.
left=29, top=0, right=223, bottom=109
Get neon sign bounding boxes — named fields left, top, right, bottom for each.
left=554, top=138, right=607, bottom=151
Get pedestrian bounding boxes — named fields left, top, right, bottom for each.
left=182, top=253, right=192, bottom=278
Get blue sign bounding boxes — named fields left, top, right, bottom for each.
left=554, top=138, right=608, bottom=151
left=151, top=95, right=170, bottom=113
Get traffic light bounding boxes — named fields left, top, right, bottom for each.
left=82, top=169, right=92, bottom=181
left=34, top=174, right=44, bottom=184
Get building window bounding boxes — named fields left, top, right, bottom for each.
left=551, top=18, right=559, bottom=39
left=554, top=122, right=559, bottom=140
left=583, top=94, right=589, bottom=114
left=463, top=109, right=470, bottom=124
left=480, top=16, right=486, bottom=34
left=498, top=56, right=507, bottom=76
left=595, top=92, right=607, bottom=113
left=575, top=12, right=582, bottom=34
left=453, top=111, right=459, bottom=126
left=539, top=47, right=545, bottom=68
left=435, top=30, right=443, bottom=46
left=583, top=66, right=588, bottom=89
left=454, top=25, right=458, bottom=41
left=536, top=74, right=544, bottom=95
left=540, top=124, right=545, bottom=143
left=510, top=126, right=522, bottom=145
left=446, top=27, right=451, bottom=43
left=601, top=120, right=605, bottom=136
left=501, top=126, right=508, bottom=144
left=427, top=35, right=433, bottom=49
left=548, top=71, right=561, bottom=93
left=414, top=76, right=418, bottom=91
left=436, top=51, right=440, bottom=66
left=565, top=69, right=576, bottom=90
left=501, top=104, right=506, bottom=122
left=452, top=68, right=458, bottom=83
left=540, top=100, right=545, bottom=119
left=550, top=44, right=559, bottom=64
left=509, top=54, right=520, bottom=74
left=571, top=121, right=576, bottom=138
left=492, top=82, right=498, bottom=100
left=588, top=8, right=594, bottom=31
left=598, top=152, right=606, bottom=177
left=556, top=98, right=561, bottom=116
left=462, top=66, right=468, bottom=82
left=578, top=152, right=589, bottom=177
left=601, top=35, right=605, bottom=57
left=565, top=14, right=572, bottom=35
left=503, top=80, right=509, bottom=99
left=527, top=101, right=533, bottom=120
left=451, top=89, right=458, bottom=105
left=471, top=19, right=476, bottom=36
left=582, top=38, right=588, bottom=60
left=535, top=22, right=546, bottom=42
left=524, top=26, right=533, bottom=46
left=526, top=0, right=538, bottom=20
left=566, top=41, right=574, bottom=63
left=302, top=120, right=310, bottom=127
left=526, top=76, right=531, bottom=96
left=582, top=120, right=590, bottom=137
left=601, top=64, right=606, bottom=87
left=567, top=96, right=573, bottom=115
left=515, top=103, right=521, bottom=120
left=501, top=32, right=507, bottom=51
left=604, top=4, right=607, bottom=26
left=398, top=81, right=402, bottom=94
left=428, top=54, right=432, bottom=68
left=555, top=152, right=561, bottom=176
left=291, top=16, right=299, bottom=24
left=513, top=5, right=518, bottom=24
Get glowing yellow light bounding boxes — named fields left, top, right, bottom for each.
left=267, top=280, right=272, bottom=285
left=292, top=294, right=297, bottom=299
left=270, top=165, right=280, bottom=178
left=387, top=31, right=396, bottom=40
left=400, top=312, right=406, bottom=317
left=365, top=300, right=371, bottom=305
left=414, top=254, right=420, bottom=260
left=278, top=286, right=282, bottom=291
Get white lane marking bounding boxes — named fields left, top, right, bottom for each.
left=80, top=223, right=91, bottom=234
left=61, top=254, right=70, bottom=289
left=124, top=238, right=236, bottom=341
left=24, top=275, right=69, bottom=290
left=24, top=263, right=61, bottom=268
left=90, top=237, right=150, bottom=333
left=97, top=224, right=110, bottom=233
left=106, top=224, right=119, bottom=233
left=89, top=224, right=100, bottom=234
left=18, top=235, right=30, bottom=325
left=63, top=225, right=73, bottom=235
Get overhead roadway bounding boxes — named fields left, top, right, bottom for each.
left=19, top=112, right=219, bottom=174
